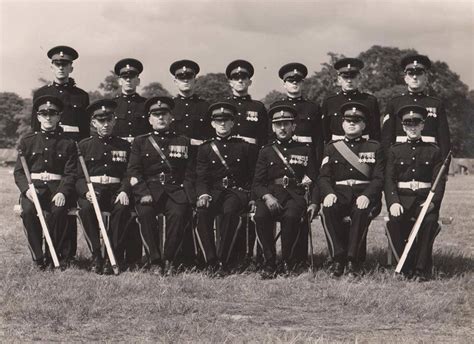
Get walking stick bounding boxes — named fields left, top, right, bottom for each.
left=395, top=151, right=452, bottom=273
left=19, top=152, right=61, bottom=269
left=76, top=144, right=120, bottom=275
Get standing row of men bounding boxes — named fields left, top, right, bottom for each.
left=15, top=45, right=450, bottom=281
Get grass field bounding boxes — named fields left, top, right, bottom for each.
left=0, top=167, right=472, bottom=343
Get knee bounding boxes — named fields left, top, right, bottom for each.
left=136, top=204, right=156, bottom=218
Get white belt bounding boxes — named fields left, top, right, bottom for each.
left=31, top=172, right=62, bottom=181
left=332, top=134, right=369, bottom=140
left=233, top=135, right=257, bottom=144
left=398, top=181, right=431, bottom=191
left=396, top=136, right=436, bottom=143
left=120, top=136, right=135, bottom=143
left=336, top=179, right=370, bottom=186
left=293, top=135, right=312, bottom=143
left=190, top=138, right=204, bottom=146
left=90, top=176, right=121, bottom=184
left=60, top=124, right=80, bottom=133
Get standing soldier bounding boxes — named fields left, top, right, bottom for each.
left=224, top=59, right=268, bottom=268
left=321, top=57, right=381, bottom=143
left=319, top=102, right=384, bottom=277
left=270, top=63, right=323, bottom=267
left=194, top=102, right=257, bottom=275
left=32, top=45, right=90, bottom=262
left=385, top=105, right=446, bottom=281
left=169, top=59, right=211, bottom=266
left=253, top=105, right=319, bottom=277
left=76, top=100, right=133, bottom=274
left=127, top=97, right=195, bottom=275
left=111, top=58, right=148, bottom=268
left=381, top=54, right=451, bottom=160
left=15, top=96, right=77, bottom=269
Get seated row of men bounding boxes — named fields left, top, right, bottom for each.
left=15, top=92, right=446, bottom=281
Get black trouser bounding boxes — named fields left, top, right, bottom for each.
left=387, top=206, right=440, bottom=273
left=320, top=201, right=371, bottom=263
left=20, top=194, right=69, bottom=263
left=135, top=194, right=191, bottom=263
left=61, top=194, right=77, bottom=260
left=254, top=197, right=305, bottom=266
left=195, top=191, right=245, bottom=266
left=124, top=220, right=142, bottom=264
left=77, top=191, right=133, bottom=262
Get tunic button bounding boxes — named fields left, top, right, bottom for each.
left=238, top=103, right=241, bottom=106
left=237, top=123, right=241, bottom=126
left=200, top=119, right=203, bottom=122
left=129, top=122, right=132, bottom=125
left=224, top=155, right=228, bottom=158
left=412, top=157, right=415, bottom=160
left=104, top=164, right=107, bottom=167
left=185, top=114, right=189, bottom=117
left=44, top=160, right=48, bottom=163
left=283, top=148, right=287, bottom=151
left=146, top=154, right=149, bottom=157
left=293, top=104, right=296, bottom=106
left=104, top=152, right=107, bottom=155
left=91, top=158, right=94, bottom=161
left=45, top=148, right=48, bottom=151
left=59, top=90, right=63, bottom=93
left=237, top=158, right=240, bottom=162
left=128, top=101, right=131, bottom=103
left=185, top=103, right=189, bottom=106
left=349, top=168, right=353, bottom=171
left=212, top=161, right=215, bottom=163
left=128, top=111, right=131, bottom=114
left=412, top=169, right=415, bottom=172
left=414, top=99, right=417, bottom=102
left=351, top=144, right=354, bottom=147
left=412, top=147, right=415, bottom=150
left=284, top=167, right=287, bottom=170
left=73, top=105, right=77, bottom=108
left=185, top=125, right=189, bottom=128
left=223, top=145, right=226, bottom=148
left=348, top=98, right=352, bottom=101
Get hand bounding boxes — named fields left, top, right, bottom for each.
left=140, top=195, right=153, bottom=204
left=323, top=194, right=337, bottom=207
left=85, top=191, right=99, bottom=203
left=263, top=194, right=282, bottom=214
left=115, top=191, right=129, bottom=206
left=390, top=203, right=404, bottom=217
left=419, top=201, right=435, bottom=214
left=307, top=204, right=319, bottom=221
left=52, top=193, right=66, bottom=207
left=356, top=195, right=370, bottom=209
left=196, top=195, right=211, bottom=208
left=25, top=188, right=38, bottom=202
left=130, top=177, right=138, bottom=186
left=248, top=200, right=256, bottom=213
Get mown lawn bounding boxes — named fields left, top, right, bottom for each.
left=0, top=167, right=472, bottom=343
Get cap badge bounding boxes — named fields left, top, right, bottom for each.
left=347, top=64, right=351, bottom=68
left=126, top=64, right=130, bottom=70
left=352, top=107, right=356, bottom=113
left=101, top=106, right=106, bottom=112
left=46, top=101, right=51, bottom=108
left=60, top=51, right=64, bottom=57
left=183, top=66, right=187, bottom=72
left=157, top=101, right=161, bottom=106
left=413, top=60, right=418, bottom=66
left=409, top=111, right=414, bottom=117
left=293, top=69, right=297, bottom=74
left=237, top=66, right=241, bottom=72
left=220, top=107, right=224, bottom=113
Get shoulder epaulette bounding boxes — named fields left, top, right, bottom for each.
left=80, top=136, right=94, bottom=144
left=392, top=142, right=405, bottom=147
left=325, top=93, right=340, bottom=100
left=23, top=132, right=37, bottom=139
left=366, top=139, right=380, bottom=145
left=136, top=132, right=152, bottom=139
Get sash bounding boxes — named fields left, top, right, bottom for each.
left=271, top=144, right=296, bottom=177
left=148, top=136, right=173, bottom=173
left=333, top=140, right=370, bottom=178
left=210, top=142, right=230, bottom=172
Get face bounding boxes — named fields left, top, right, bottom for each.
left=342, top=116, right=366, bottom=138
left=92, top=117, right=116, bottom=137
left=149, top=111, right=172, bottom=131
left=337, top=72, right=360, bottom=92
left=283, top=76, right=303, bottom=96
left=50, top=60, right=73, bottom=81
left=37, top=110, right=61, bottom=131
left=402, top=117, right=425, bottom=140
left=174, top=72, right=196, bottom=93
left=272, top=120, right=296, bottom=140
left=119, top=74, right=140, bottom=93
left=229, top=73, right=252, bottom=94
left=211, top=118, right=234, bottom=137
left=404, top=69, right=428, bottom=92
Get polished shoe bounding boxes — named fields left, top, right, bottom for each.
left=330, top=261, right=345, bottom=278
left=345, top=261, right=359, bottom=278
left=280, top=261, right=292, bottom=277
left=163, top=260, right=175, bottom=276
left=103, top=260, right=115, bottom=275
left=214, top=263, right=227, bottom=278
left=260, top=263, right=277, bottom=279
left=90, top=255, right=104, bottom=274
left=412, top=270, right=429, bottom=282
left=34, top=258, right=47, bottom=271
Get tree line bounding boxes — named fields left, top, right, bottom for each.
left=1, top=46, right=473, bottom=157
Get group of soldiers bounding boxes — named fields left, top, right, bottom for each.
left=14, top=45, right=450, bottom=281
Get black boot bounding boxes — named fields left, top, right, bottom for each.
left=91, top=254, right=104, bottom=274
left=330, top=261, right=345, bottom=278
left=345, top=261, right=359, bottom=278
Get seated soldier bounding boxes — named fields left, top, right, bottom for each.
left=14, top=95, right=77, bottom=270
left=252, top=105, right=319, bottom=278
left=319, top=102, right=384, bottom=277
left=76, top=100, right=133, bottom=274
left=195, top=102, right=257, bottom=275
left=385, top=105, right=446, bottom=281
left=127, top=97, right=194, bottom=275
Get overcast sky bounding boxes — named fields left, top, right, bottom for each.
left=0, top=0, right=472, bottom=99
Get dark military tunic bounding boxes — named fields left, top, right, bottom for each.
left=14, top=129, right=77, bottom=263
left=252, top=138, right=319, bottom=266
left=127, top=131, right=194, bottom=263
left=319, top=137, right=384, bottom=262
left=195, top=135, right=257, bottom=266
left=112, top=93, right=150, bottom=142
left=76, top=135, right=132, bottom=261
left=170, top=94, right=212, bottom=145
left=321, top=91, right=381, bottom=143
left=385, top=139, right=445, bottom=273
left=381, top=92, right=451, bottom=159
left=225, top=95, right=268, bottom=147
left=32, top=79, right=90, bottom=141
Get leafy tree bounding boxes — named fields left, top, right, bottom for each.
left=98, top=71, right=120, bottom=98
left=194, top=73, right=231, bottom=103
left=141, top=82, right=171, bottom=98
left=0, top=92, right=24, bottom=147
left=261, top=90, right=285, bottom=108
left=88, top=90, right=104, bottom=103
